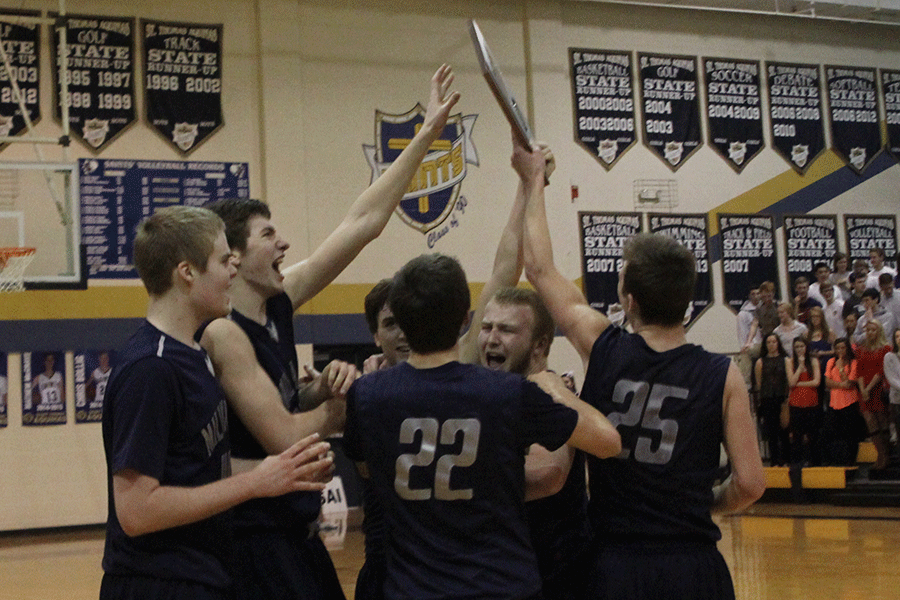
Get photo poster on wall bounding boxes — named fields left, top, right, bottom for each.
left=825, top=66, right=881, bottom=174
left=702, top=58, right=764, bottom=173
left=782, top=214, right=838, bottom=291
left=0, top=9, right=41, bottom=151
left=74, top=350, right=114, bottom=423
left=579, top=211, right=643, bottom=314
left=844, top=215, right=898, bottom=272
left=80, top=158, right=250, bottom=279
left=648, top=214, right=712, bottom=328
left=142, top=20, right=223, bottom=155
left=765, top=62, right=826, bottom=174
left=22, top=351, right=66, bottom=426
left=51, top=15, right=137, bottom=152
left=882, top=69, right=900, bottom=162
left=637, top=53, right=702, bottom=171
left=569, top=48, right=637, bottom=169
left=0, top=351, right=7, bottom=428
left=718, top=214, right=779, bottom=314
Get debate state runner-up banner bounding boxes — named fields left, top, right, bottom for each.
left=882, top=69, right=900, bottom=162
left=569, top=48, right=637, bottom=169
left=702, top=58, right=764, bottom=172
left=826, top=66, right=881, bottom=174
left=718, top=214, right=779, bottom=314
left=765, top=62, right=825, bottom=174
left=637, top=53, right=702, bottom=171
left=0, top=10, right=41, bottom=151
left=579, top=212, right=642, bottom=314
left=782, top=214, right=838, bottom=287
left=844, top=215, right=898, bottom=271
left=648, top=213, right=712, bottom=327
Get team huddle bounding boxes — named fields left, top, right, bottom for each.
left=100, top=65, right=765, bottom=600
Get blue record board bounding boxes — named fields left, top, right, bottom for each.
left=79, top=158, right=249, bottom=278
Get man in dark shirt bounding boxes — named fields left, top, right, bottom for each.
left=794, top=276, right=822, bottom=324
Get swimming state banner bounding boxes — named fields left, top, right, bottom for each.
left=569, top=48, right=636, bottom=169
left=844, top=215, right=898, bottom=271
left=579, top=212, right=642, bottom=315
left=825, top=66, right=881, bottom=174
left=702, top=58, right=764, bottom=173
left=718, top=214, right=779, bottom=314
left=765, top=62, right=825, bottom=174
left=882, top=69, right=900, bottom=162
left=648, top=214, right=712, bottom=327
left=782, top=215, right=838, bottom=288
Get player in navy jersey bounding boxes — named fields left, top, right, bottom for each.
left=100, top=206, right=334, bottom=600
left=513, top=137, right=766, bottom=600
left=199, top=65, right=462, bottom=600
left=344, top=253, right=621, bottom=600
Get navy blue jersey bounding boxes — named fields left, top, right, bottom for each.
left=581, top=326, right=729, bottom=543
left=344, top=361, right=579, bottom=600
left=228, top=292, right=320, bottom=527
left=101, top=321, right=232, bottom=589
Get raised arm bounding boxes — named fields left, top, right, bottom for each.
left=282, top=65, right=461, bottom=310
left=516, top=136, right=609, bottom=364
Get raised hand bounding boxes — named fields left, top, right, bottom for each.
left=421, top=64, right=461, bottom=138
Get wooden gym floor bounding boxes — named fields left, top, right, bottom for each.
left=3, top=505, right=900, bottom=600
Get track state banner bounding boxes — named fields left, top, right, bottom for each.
left=765, top=62, right=825, bottom=174
left=782, top=215, right=838, bottom=287
left=648, top=214, right=712, bottom=327
left=52, top=15, right=137, bottom=151
left=702, top=58, right=764, bottom=172
left=844, top=215, right=898, bottom=271
left=569, top=48, right=636, bottom=169
left=22, top=351, right=67, bottom=427
left=142, top=20, right=222, bottom=154
left=718, top=214, right=778, bottom=314
left=825, top=66, right=881, bottom=174
left=637, top=53, right=702, bottom=171
left=0, top=10, right=40, bottom=151
left=579, top=212, right=642, bottom=314
left=882, top=69, right=900, bottom=161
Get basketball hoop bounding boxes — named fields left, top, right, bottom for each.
left=0, top=247, right=35, bottom=292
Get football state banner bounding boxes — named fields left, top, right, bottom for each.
left=579, top=212, right=642, bottom=314
left=765, top=62, right=825, bottom=174
left=22, top=351, right=66, bottom=426
left=52, top=15, right=136, bottom=151
left=637, top=53, right=702, bottom=171
left=718, top=214, right=779, bottom=314
left=74, top=349, right=114, bottom=423
left=142, top=20, right=223, bottom=154
left=844, top=215, right=898, bottom=271
left=570, top=48, right=636, bottom=169
left=0, top=10, right=40, bottom=151
left=648, top=214, right=712, bottom=327
left=782, top=215, right=838, bottom=287
left=703, top=58, right=763, bottom=172
left=882, top=69, right=900, bottom=161
left=826, top=66, right=881, bottom=174
left=0, top=351, right=7, bottom=428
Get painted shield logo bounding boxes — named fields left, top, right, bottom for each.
left=363, top=104, right=478, bottom=233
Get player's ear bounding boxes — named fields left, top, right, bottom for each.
left=175, top=260, right=195, bottom=286
left=459, top=312, right=471, bottom=337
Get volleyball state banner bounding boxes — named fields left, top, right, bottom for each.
left=648, top=214, right=712, bottom=327
left=569, top=48, right=636, bottom=169
left=844, top=215, right=898, bottom=271
left=702, top=58, right=764, bottom=172
left=637, top=53, right=702, bottom=171
left=142, top=20, right=222, bottom=154
left=579, top=212, right=642, bottom=314
left=22, top=351, right=66, bottom=427
left=765, top=62, right=825, bottom=174
left=782, top=214, right=838, bottom=286
left=718, top=214, right=779, bottom=314
left=0, top=10, right=40, bottom=151
left=826, top=66, right=881, bottom=174
left=882, top=69, right=900, bottom=161
left=52, top=15, right=136, bottom=151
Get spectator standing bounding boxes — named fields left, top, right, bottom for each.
left=883, top=328, right=900, bottom=457
left=854, top=319, right=892, bottom=471
left=820, top=282, right=845, bottom=338
left=808, top=262, right=831, bottom=306
left=822, top=339, right=863, bottom=466
left=866, top=248, right=897, bottom=291
left=774, top=302, right=808, bottom=358
left=788, top=336, right=821, bottom=465
left=855, top=288, right=896, bottom=346
left=879, top=273, right=900, bottom=339
left=842, top=272, right=868, bottom=319
left=744, top=281, right=779, bottom=355
left=755, top=333, right=791, bottom=466
left=830, top=252, right=852, bottom=300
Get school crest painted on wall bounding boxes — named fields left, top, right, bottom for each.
left=363, top=104, right=478, bottom=233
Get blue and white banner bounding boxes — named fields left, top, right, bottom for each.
left=22, top=351, right=66, bottom=426
left=74, top=349, right=114, bottom=423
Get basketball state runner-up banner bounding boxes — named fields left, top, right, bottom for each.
left=579, top=212, right=642, bottom=314
left=766, top=62, right=826, bottom=174
left=648, top=214, right=712, bottom=327
left=718, top=214, right=779, bottom=314
left=0, top=10, right=40, bottom=150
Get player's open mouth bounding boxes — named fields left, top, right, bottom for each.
left=485, top=352, right=506, bottom=369
left=272, top=256, right=284, bottom=278
left=396, top=344, right=410, bottom=355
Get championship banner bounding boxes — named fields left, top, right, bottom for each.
left=637, top=53, right=702, bottom=171
left=825, top=66, right=881, bottom=174
left=74, top=349, right=114, bottom=423
left=569, top=48, right=636, bottom=169
left=142, top=20, right=222, bottom=154
left=579, top=212, right=642, bottom=314
left=702, top=58, right=763, bottom=172
left=22, top=351, right=66, bottom=426
left=765, top=62, right=825, bottom=174
left=882, top=69, right=900, bottom=161
left=0, top=10, right=40, bottom=150
left=718, top=214, right=779, bottom=314
left=782, top=214, right=838, bottom=287
left=844, top=215, right=898, bottom=271
left=52, top=15, right=136, bottom=151
left=0, top=351, right=7, bottom=428
left=648, top=214, right=712, bottom=327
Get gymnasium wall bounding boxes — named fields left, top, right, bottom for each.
left=0, top=0, right=897, bottom=530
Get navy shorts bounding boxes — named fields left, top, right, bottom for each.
left=99, top=573, right=228, bottom=600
